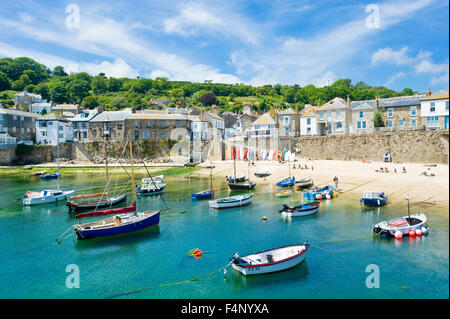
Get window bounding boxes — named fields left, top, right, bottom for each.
left=134, top=130, right=139, bottom=140
left=13, top=126, right=16, bottom=132
left=307, top=127, right=311, bottom=134
left=147, top=120, right=152, bottom=127
left=254, top=124, right=260, bottom=130
left=92, top=123, right=96, bottom=129
left=336, top=110, right=342, bottom=119
left=176, top=120, right=181, bottom=127
left=411, top=106, right=417, bottom=116
left=161, top=133, right=166, bottom=139
left=161, top=120, right=166, bottom=128
left=306, top=118, right=311, bottom=125
left=41, top=131, right=46, bottom=136
left=319, top=112, right=324, bottom=120
left=357, top=121, right=366, bottom=129
left=118, top=124, right=123, bottom=130
left=48, top=121, right=53, bottom=125
left=387, top=120, right=393, bottom=127
left=135, top=120, right=139, bottom=128
left=335, top=122, right=343, bottom=130
left=399, top=120, right=404, bottom=127
left=58, top=133, right=63, bottom=139
left=58, top=125, right=63, bottom=131
left=430, top=102, right=435, bottom=112
left=142, top=130, right=149, bottom=139
left=446, top=101, right=449, bottom=111
left=359, top=111, right=364, bottom=119
left=327, top=111, right=332, bottom=121
left=387, top=108, right=393, bottom=117
left=426, top=116, right=439, bottom=128
left=411, top=119, right=417, bottom=127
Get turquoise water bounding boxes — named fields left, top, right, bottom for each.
left=0, top=172, right=448, bottom=299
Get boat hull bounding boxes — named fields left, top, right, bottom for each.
left=41, top=173, right=60, bottom=180
left=23, top=190, right=75, bottom=206
left=282, top=207, right=319, bottom=217
left=74, top=211, right=160, bottom=240
left=67, top=194, right=127, bottom=213
left=232, top=244, right=310, bottom=276
left=209, top=194, right=253, bottom=209
left=228, top=182, right=256, bottom=190
left=303, top=185, right=334, bottom=200
left=276, top=177, right=295, bottom=188
left=373, top=213, right=427, bottom=236
left=361, top=197, right=387, bottom=207
left=137, top=184, right=166, bottom=196
left=192, top=191, right=213, bottom=200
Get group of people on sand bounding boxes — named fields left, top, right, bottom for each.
left=376, top=167, right=407, bottom=174
left=292, top=164, right=313, bottom=170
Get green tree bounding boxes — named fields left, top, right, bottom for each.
left=107, top=78, right=122, bottom=92
left=68, top=79, right=90, bottom=103
left=111, top=96, right=128, bottom=109
left=0, top=71, right=11, bottom=91
left=53, top=65, right=68, bottom=76
left=48, top=80, right=69, bottom=103
left=373, top=107, right=385, bottom=127
left=91, top=75, right=107, bottom=94
left=11, top=74, right=32, bottom=91
left=81, top=95, right=99, bottom=109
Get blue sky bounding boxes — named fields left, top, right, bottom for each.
left=0, top=0, right=448, bottom=93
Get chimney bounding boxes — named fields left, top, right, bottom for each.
left=96, top=106, right=104, bottom=114
left=211, top=104, right=218, bottom=114
left=347, top=95, right=350, bottom=107
left=76, top=104, right=81, bottom=114
left=375, top=96, right=379, bottom=109
left=426, top=89, right=431, bottom=96
left=131, top=107, right=136, bottom=113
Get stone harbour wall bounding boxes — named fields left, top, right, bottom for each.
left=293, top=129, right=449, bottom=164
left=0, top=143, right=75, bottom=166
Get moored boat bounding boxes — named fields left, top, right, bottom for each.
left=136, top=181, right=166, bottom=195
left=360, top=191, right=387, bottom=207
left=66, top=194, right=128, bottom=213
left=226, top=174, right=247, bottom=183
left=23, top=189, right=75, bottom=205
left=41, top=173, right=60, bottom=180
left=192, top=190, right=213, bottom=200
left=303, top=185, right=334, bottom=200
left=254, top=170, right=271, bottom=178
left=276, top=177, right=295, bottom=188
left=294, top=178, right=313, bottom=189
left=276, top=190, right=291, bottom=197
left=279, top=201, right=320, bottom=217
left=373, top=213, right=428, bottom=237
left=228, top=181, right=256, bottom=190
left=209, top=193, right=253, bottom=209
left=229, top=242, right=310, bottom=275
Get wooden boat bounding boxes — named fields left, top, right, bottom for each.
left=230, top=242, right=310, bottom=275
left=72, top=129, right=166, bottom=239
left=254, top=170, right=271, bottom=178
left=226, top=174, right=247, bottom=183
left=141, top=175, right=163, bottom=183
left=67, top=194, right=128, bottom=213
left=276, top=177, right=295, bottom=188
left=294, top=178, right=313, bottom=189
left=360, top=191, right=387, bottom=207
left=74, top=210, right=160, bottom=240
left=373, top=213, right=427, bottom=237
left=31, top=170, right=46, bottom=177
left=75, top=201, right=136, bottom=219
left=279, top=201, right=320, bottom=217
left=276, top=190, right=291, bottom=197
left=303, top=185, right=334, bottom=200
left=228, top=181, right=255, bottom=190
left=192, top=166, right=214, bottom=200
left=209, top=193, right=253, bottom=209
left=23, top=189, right=75, bottom=205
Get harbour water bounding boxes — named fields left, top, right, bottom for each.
left=0, top=172, right=448, bottom=299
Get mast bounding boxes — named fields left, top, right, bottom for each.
left=129, top=129, right=136, bottom=202
left=56, top=121, right=60, bottom=190
left=233, top=136, right=236, bottom=182
left=406, top=195, right=410, bottom=222
left=104, top=136, right=110, bottom=201
left=288, top=151, right=291, bottom=179
left=210, top=166, right=214, bottom=199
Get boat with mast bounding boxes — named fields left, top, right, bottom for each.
left=73, top=130, right=164, bottom=239
left=227, top=138, right=254, bottom=190
left=226, top=140, right=247, bottom=183
left=66, top=136, right=127, bottom=213
left=192, top=166, right=215, bottom=200
left=276, top=151, right=295, bottom=188
left=23, top=122, right=74, bottom=205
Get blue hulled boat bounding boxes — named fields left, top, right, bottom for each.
left=192, top=190, right=213, bottom=200
left=303, top=185, right=334, bottom=200
left=360, top=191, right=387, bottom=207
left=41, top=173, right=60, bottom=180
left=276, top=177, right=295, bottom=188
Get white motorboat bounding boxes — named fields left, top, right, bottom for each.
left=279, top=201, right=320, bottom=217
left=209, top=193, right=253, bottom=209
left=137, top=180, right=166, bottom=195
left=23, top=189, right=75, bottom=205
left=141, top=175, right=163, bottom=183
left=230, top=242, right=310, bottom=275
left=373, top=213, right=427, bottom=237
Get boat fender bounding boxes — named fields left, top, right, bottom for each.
left=394, top=231, right=403, bottom=239
left=316, top=194, right=322, bottom=200
left=408, top=230, right=415, bottom=237
left=262, top=216, right=267, bottom=220
left=421, top=226, right=428, bottom=235
left=325, top=194, right=331, bottom=199
left=415, top=229, right=422, bottom=236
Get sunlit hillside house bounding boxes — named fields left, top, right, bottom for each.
left=378, top=95, right=425, bottom=130
left=89, top=108, right=132, bottom=142
left=350, top=101, right=377, bottom=133
left=420, top=90, right=449, bottom=129
left=300, top=105, right=318, bottom=136
left=36, top=113, right=73, bottom=146
left=13, top=90, right=42, bottom=107
left=276, top=108, right=300, bottom=137
left=314, top=97, right=352, bottom=135
left=205, top=105, right=225, bottom=139
left=51, top=104, right=81, bottom=119
left=127, top=111, right=191, bottom=141
left=30, top=101, right=53, bottom=115
left=71, top=108, right=100, bottom=142
left=189, top=114, right=210, bottom=141
left=149, top=98, right=172, bottom=109
left=0, top=107, right=39, bottom=145
left=246, top=112, right=277, bottom=139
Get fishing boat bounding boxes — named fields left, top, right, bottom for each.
left=294, top=178, right=313, bottom=189
left=360, top=191, right=387, bottom=207
left=72, top=129, right=165, bottom=239
left=209, top=193, right=253, bottom=209
left=192, top=166, right=215, bottom=200
left=279, top=201, right=320, bottom=217
left=303, top=185, right=334, bottom=200
left=276, top=190, right=291, bottom=198
left=254, top=170, right=271, bottom=178
left=141, top=175, right=163, bottom=183
left=23, top=189, right=75, bottom=205
left=66, top=138, right=127, bottom=213
left=276, top=177, right=295, bottom=188
left=229, top=242, right=310, bottom=275
left=373, top=196, right=428, bottom=238
left=136, top=180, right=166, bottom=196
left=227, top=138, right=254, bottom=190
left=226, top=174, right=247, bottom=183
left=31, top=170, right=46, bottom=177
left=23, top=123, right=74, bottom=206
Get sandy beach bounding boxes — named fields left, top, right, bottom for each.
left=197, top=158, right=449, bottom=207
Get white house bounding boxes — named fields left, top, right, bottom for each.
left=205, top=108, right=225, bottom=139
left=36, top=113, right=73, bottom=146
left=189, top=114, right=209, bottom=141
left=71, top=109, right=100, bottom=142
left=245, top=112, right=277, bottom=139
left=0, top=132, right=17, bottom=148
left=30, top=101, right=53, bottom=115
left=300, top=114, right=318, bottom=136
left=420, top=91, right=449, bottom=129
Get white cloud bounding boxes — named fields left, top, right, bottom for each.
left=385, top=72, right=406, bottom=86
left=415, top=59, right=448, bottom=74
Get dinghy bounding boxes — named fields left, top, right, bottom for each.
left=294, top=178, right=313, bottom=189
left=276, top=190, right=291, bottom=198
left=255, top=170, right=271, bottom=178
left=41, top=173, right=60, bottom=180
left=141, top=175, right=163, bottom=183
left=67, top=194, right=127, bottom=213
left=229, top=242, right=310, bottom=275
left=360, top=191, right=387, bottom=207
left=209, top=193, right=253, bottom=209
left=192, top=166, right=214, bottom=200
left=279, top=201, right=320, bottom=217
left=23, top=189, right=75, bottom=205
left=373, top=213, right=427, bottom=237
left=226, top=174, right=247, bottom=183
left=303, top=185, right=334, bottom=200
left=276, top=177, right=295, bottom=188
left=136, top=181, right=166, bottom=195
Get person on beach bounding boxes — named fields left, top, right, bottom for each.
left=380, top=167, right=384, bottom=173
left=394, top=168, right=397, bottom=173
left=333, top=176, right=339, bottom=189
left=402, top=167, right=406, bottom=173
left=384, top=167, right=389, bottom=173
left=293, top=164, right=296, bottom=169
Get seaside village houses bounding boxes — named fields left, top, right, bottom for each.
left=0, top=104, right=39, bottom=148
left=36, top=113, right=74, bottom=146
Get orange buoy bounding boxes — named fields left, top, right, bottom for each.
left=316, top=194, right=322, bottom=200
left=409, top=230, right=415, bottom=237
left=262, top=216, right=267, bottom=220
left=193, top=249, right=202, bottom=256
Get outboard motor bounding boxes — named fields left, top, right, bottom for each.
left=278, top=204, right=289, bottom=214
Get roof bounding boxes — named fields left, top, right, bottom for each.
left=300, top=111, right=315, bottom=117
left=52, top=104, right=79, bottom=110
left=71, top=110, right=98, bottom=122
left=0, top=132, right=16, bottom=139
left=14, top=91, right=42, bottom=99
left=37, top=113, right=70, bottom=121
left=317, top=97, right=349, bottom=110
left=251, top=112, right=276, bottom=126
left=31, top=102, right=52, bottom=107
left=420, top=90, right=449, bottom=101
left=350, top=102, right=376, bottom=111
left=206, top=112, right=224, bottom=121
left=188, top=115, right=209, bottom=122
left=277, top=108, right=297, bottom=115
left=90, top=109, right=132, bottom=122
left=128, top=113, right=188, bottom=120
left=0, top=108, right=40, bottom=118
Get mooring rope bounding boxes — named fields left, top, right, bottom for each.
left=340, top=178, right=377, bottom=194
